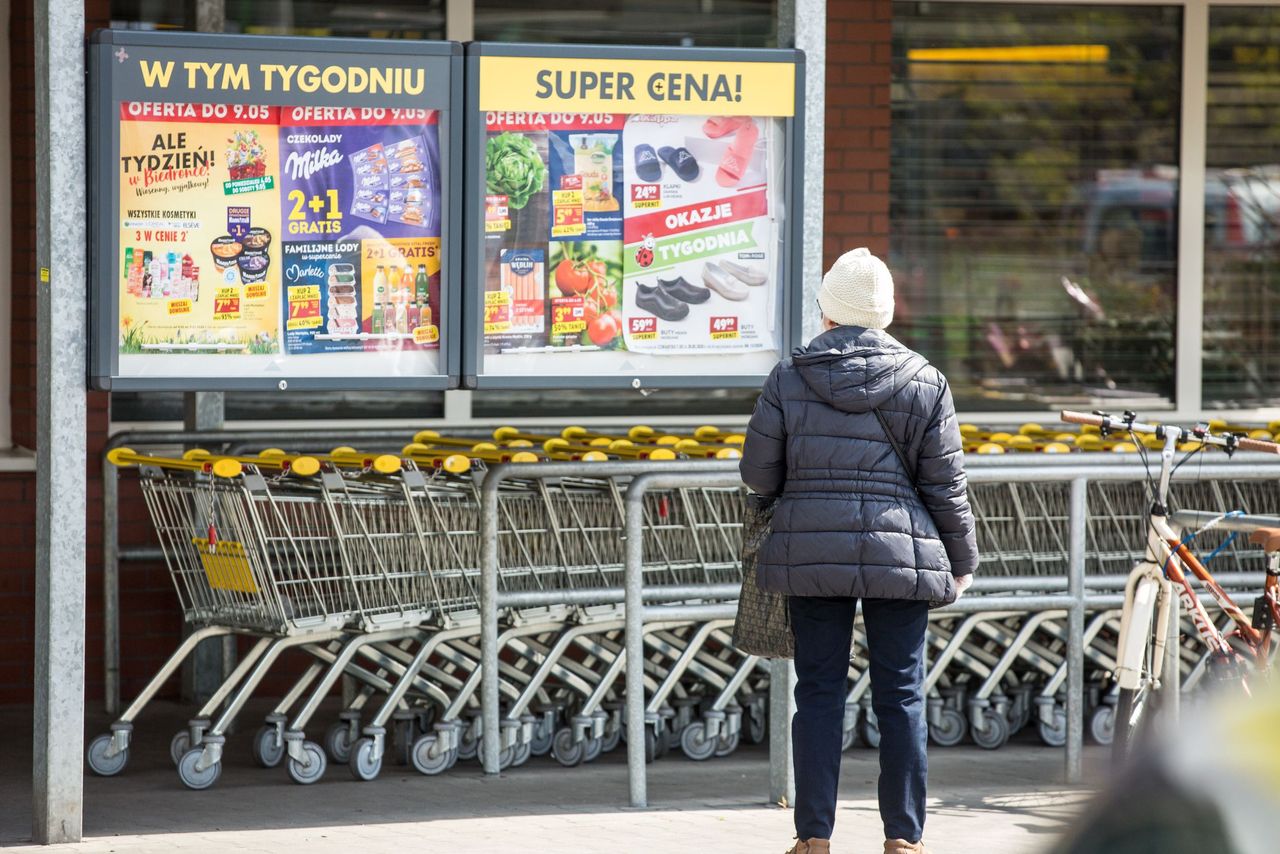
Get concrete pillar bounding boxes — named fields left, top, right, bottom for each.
left=33, top=0, right=87, bottom=843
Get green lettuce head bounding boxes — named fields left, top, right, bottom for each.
left=486, top=132, right=547, bottom=210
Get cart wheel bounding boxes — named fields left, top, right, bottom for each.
left=841, top=726, right=857, bottom=752
left=252, top=725, right=285, bottom=769
left=498, top=743, right=517, bottom=771
left=1089, top=705, right=1114, bottom=746
left=177, top=748, right=221, bottom=790
left=393, top=719, right=415, bottom=766
left=530, top=726, right=555, bottom=757
left=971, top=713, right=1011, bottom=750
left=86, top=734, right=128, bottom=777
left=1038, top=705, right=1068, bottom=748
left=714, top=730, right=740, bottom=758
left=286, top=741, right=327, bottom=785
left=552, top=727, right=586, bottom=767
left=513, top=739, right=533, bottom=767
left=929, top=708, right=967, bottom=747
left=643, top=730, right=658, bottom=764
left=679, top=722, right=718, bottom=761
left=583, top=736, right=603, bottom=764
left=324, top=721, right=354, bottom=764
left=169, top=730, right=192, bottom=767
left=411, top=734, right=452, bottom=776
left=857, top=710, right=881, bottom=749
left=348, top=737, right=382, bottom=782
left=601, top=725, right=622, bottom=754
left=655, top=728, right=671, bottom=759
left=457, top=725, right=479, bottom=761
left=744, top=703, right=767, bottom=745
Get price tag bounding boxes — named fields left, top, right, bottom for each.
left=628, top=316, right=658, bottom=340
left=709, top=316, right=740, bottom=340
left=287, top=285, right=322, bottom=331
left=213, top=287, right=241, bottom=321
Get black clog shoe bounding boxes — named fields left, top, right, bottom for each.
left=635, top=283, right=691, bottom=321
left=658, top=276, right=711, bottom=304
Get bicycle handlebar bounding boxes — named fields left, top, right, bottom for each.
left=1060, top=410, right=1280, bottom=454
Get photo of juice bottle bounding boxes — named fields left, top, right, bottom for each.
left=415, top=264, right=429, bottom=303
left=372, top=298, right=384, bottom=335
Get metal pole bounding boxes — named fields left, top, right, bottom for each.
left=33, top=0, right=86, bottom=842
left=479, top=470, right=502, bottom=776
left=623, top=482, right=647, bottom=808
left=1065, top=478, right=1087, bottom=784
left=778, top=0, right=826, bottom=341
left=103, top=457, right=120, bottom=715
left=768, top=659, right=796, bottom=807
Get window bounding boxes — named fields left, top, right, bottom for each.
left=890, top=2, right=1182, bottom=411
left=1202, top=6, right=1280, bottom=409
left=473, top=0, right=777, bottom=47
left=110, top=1, right=446, bottom=38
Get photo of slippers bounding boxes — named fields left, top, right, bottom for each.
left=702, top=116, right=750, bottom=139
left=635, top=282, right=691, bottom=321
left=657, top=146, right=700, bottom=182
left=634, top=144, right=662, bottom=182
left=716, top=119, right=759, bottom=188
left=719, top=259, right=768, bottom=286
left=658, top=275, right=711, bottom=304
left=702, top=262, right=749, bottom=301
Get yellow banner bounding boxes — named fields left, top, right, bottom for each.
left=479, top=57, right=796, bottom=117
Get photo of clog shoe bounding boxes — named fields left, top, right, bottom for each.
left=719, top=259, right=768, bottom=286
left=658, top=275, right=711, bottom=304
left=635, top=282, right=691, bottom=321
left=634, top=144, right=662, bottom=182
left=657, top=146, right=700, bottom=182
left=716, top=119, right=759, bottom=187
left=702, top=262, right=749, bottom=301
left=702, top=116, right=751, bottom=139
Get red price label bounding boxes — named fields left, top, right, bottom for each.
left=629, top=316, right=657, bottom=334
left=709, top=316, right=739, bottom=339
left=630, top=184, right=661, bottom=208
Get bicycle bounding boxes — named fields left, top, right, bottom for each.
left=1059, top=410, right=1280, bottom=762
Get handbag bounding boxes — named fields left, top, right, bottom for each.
left=731, top=492, right=795, bottom=659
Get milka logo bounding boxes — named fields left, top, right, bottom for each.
left=285, top=147, right=343, bottom=181
left=286, top=263, right=325, bottom=282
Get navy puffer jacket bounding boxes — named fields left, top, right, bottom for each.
left=739, top=326, right=978, bottom=606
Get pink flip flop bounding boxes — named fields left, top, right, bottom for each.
left=716, top=119, right=758, bottom=187
left=702, top=115, right=750, bottom=139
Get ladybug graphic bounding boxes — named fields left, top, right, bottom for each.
left=635, top=233, right=656, bottom=268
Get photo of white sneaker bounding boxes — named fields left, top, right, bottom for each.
left=702, top=262, right=749, bottom=301
left=719, top=259, right=768, bottom=286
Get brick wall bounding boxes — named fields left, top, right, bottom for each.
left=823, top=0, right=892, bottom=268
left=0, top=0, right=177, bottom=706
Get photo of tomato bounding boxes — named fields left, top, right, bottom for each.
left=549, top=241, right=624, bottom=350
left=587, top=311, right=622, bottom=347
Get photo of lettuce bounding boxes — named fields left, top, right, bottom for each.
left=486, top=132, right=547, bottom=210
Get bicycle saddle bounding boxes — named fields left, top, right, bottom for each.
left=1248, top=527, right=1280, bottom=552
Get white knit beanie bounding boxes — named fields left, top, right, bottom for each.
left=817, top=248, right=895, bottom=329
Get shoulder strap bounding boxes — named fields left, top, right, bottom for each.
left=873, top=408, right=916, bottom=486
left=872, top=357, right=930, bottom=488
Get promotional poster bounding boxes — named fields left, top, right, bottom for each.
left=117, top=104, right=442, bottom=362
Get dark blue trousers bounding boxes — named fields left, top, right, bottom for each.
left=790, top=596, right=929, bottom=843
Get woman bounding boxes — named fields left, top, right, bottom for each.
left=740, top=248, right=979, bottom=854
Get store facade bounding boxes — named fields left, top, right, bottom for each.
left=5, top=0, right=1280, bottom=842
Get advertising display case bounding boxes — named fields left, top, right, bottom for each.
left=464, top=43, right=805, bottom=389
left=89, top=31, right=463, bottom=390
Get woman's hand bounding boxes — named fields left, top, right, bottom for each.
left=954, top=574, right=974, bottom=600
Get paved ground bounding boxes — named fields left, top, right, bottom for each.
left=1, top=701, right=1103, bottom=853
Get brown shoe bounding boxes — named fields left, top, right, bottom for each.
left=786, top=840, right=831, bottom=854
left=884, top=840, right=927, bottom=854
